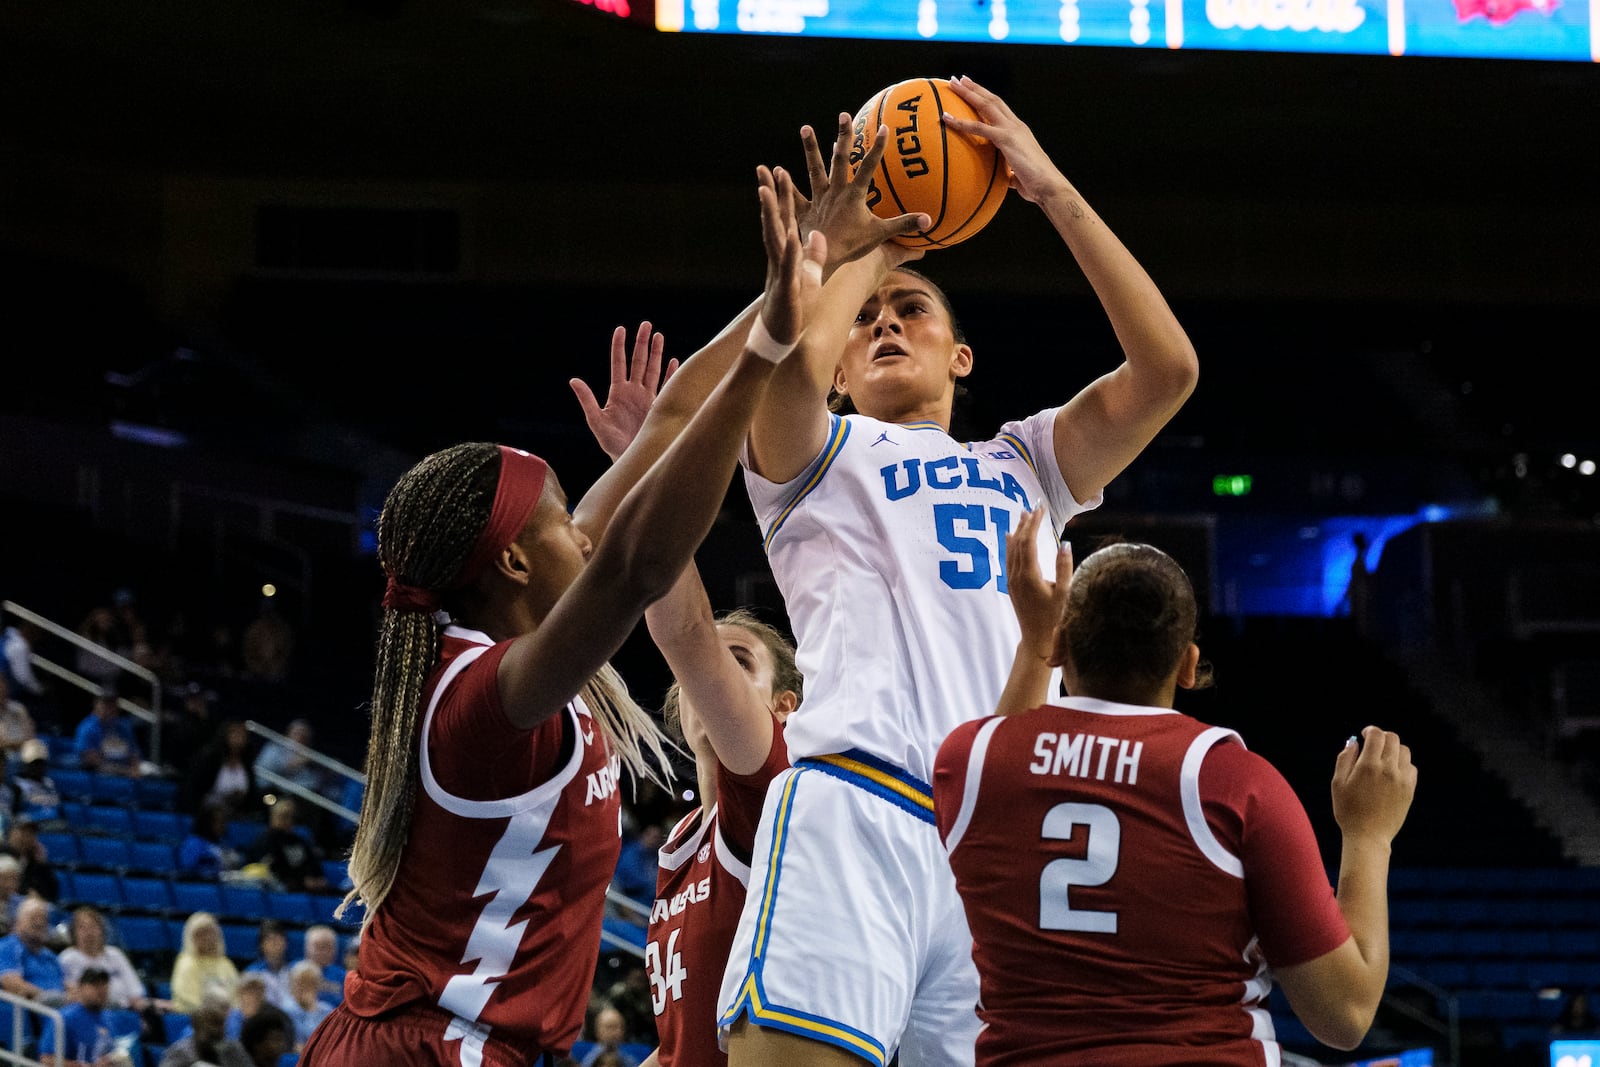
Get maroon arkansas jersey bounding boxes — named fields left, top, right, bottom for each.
left=345, top=625, right=624, bottom=1063
left=933, top=696, right=1350, bottom=1067
left=647, top=729, right=789, bottom=1067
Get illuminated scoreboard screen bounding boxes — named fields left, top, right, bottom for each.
left=650, top=0, right=1598, bottom=60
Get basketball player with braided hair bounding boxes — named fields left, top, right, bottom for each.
left=569, top=336, right=802, bottom=1067
left=297, top=166, right=829, bottom=1067
left=717, top=77, right=1199, bottom=1067
left=933, top=514, right=1418, bottom=1065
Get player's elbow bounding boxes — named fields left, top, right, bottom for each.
left=1302, top=1002, right=1378, bottom=1052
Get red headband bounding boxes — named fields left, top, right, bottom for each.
left=451, top=445, right=549, bottom=589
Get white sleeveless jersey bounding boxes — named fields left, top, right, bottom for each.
left=744, top=409, right=1096, bottom=781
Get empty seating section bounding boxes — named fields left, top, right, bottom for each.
left=1377, top=865, right=1600, bottom=1055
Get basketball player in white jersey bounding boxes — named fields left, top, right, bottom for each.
left=718, top=76, right=1201, bottom=1067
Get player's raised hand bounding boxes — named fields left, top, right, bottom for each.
left=569, top=322, right=679, bottom=462
left=1331, top=725, right=1417, bottom=844
left=792, top=111, right=929, bottom=270
left=943, top=75, right=1063, bottom=205
left=1005, top=506, right=1072, bottom=664
left=751, top=165, right=827, bottom=362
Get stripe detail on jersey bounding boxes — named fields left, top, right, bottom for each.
left=658, top=806, right=712, bottom=872
left=724, top=970, right=889, bottom=1067
left=941, top=717, right=1003, bottom=852
left=798, top=749, right=935, bottom=824
left=761, top=416, right=851, bottom=552
left=1181, top=726, right=1246, bottom=877
left=995, top=431, right=1039, bottom=477
left=714, top=818, right=754, bottom=887
left=720, top=767, right=890, bottom=1065
left=901, top=421, right=946, bottom=432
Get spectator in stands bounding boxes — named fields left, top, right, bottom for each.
left=610, top=821, right=663, bottom=909
left=73, top=688, right=144, bottom=778
left=158, top=988, right=251, bottom=1067
left=1, top=618, right=48, bottom=706
left=162, top=683, right=219, bottom=776
left=0, top=895, right=68, bottom=1054
left=183, top=719, right=259, bottom=819
left=283, top=959, right=332, bottom=1052
left=237, top=1004, right=294, bottom=1067
left=245, top=797, right=328, bottom=893
left=225, top=971, right=269, bottom=1040
left=599, top=963, right=653, bottom=1045
left=299, top=925, right=343, bottom=1008
left=0, top=854, right=23, bottom=932
left=1553, top=990, right=1598, bottom=1035
left=73, top=608, right=127, bottom=692
left=176, top=801, right=239, bottom=882
left=0, top=675, right=36, bottom=765
left=3, top=816, right=61, bottom=902
left=57, top=906, right=149, bottom=1012
left=40, top=964, right=119, bottom=1067
left=242, top=920, right=293, bottom=1013
left=580, top=1004, right=639, bottom=1067
left=12, top=741, right=63, bottom=825
left=252, top=718, right=328, bottom=798
left=168, top=911, right=239, bottom=1014
left=240, top=597, right=294, bottom=685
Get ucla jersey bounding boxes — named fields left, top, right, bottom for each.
left=744, top=409, right=1094, bottom=781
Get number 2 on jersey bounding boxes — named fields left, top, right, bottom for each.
left=1039, top=802, right=1120, bottom=933
left=645, top=929, right=687, bottom=1014
left=934, top=503, right=1012, bottom=592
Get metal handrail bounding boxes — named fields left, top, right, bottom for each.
left=1, top=599, right=164, bottom=766
left=0, top=987, right=63, bottom=1066
left=1385, top=962, right=1461, bottom=1067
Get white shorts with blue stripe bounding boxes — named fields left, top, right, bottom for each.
left=717, top=750, right=981, bottom=1067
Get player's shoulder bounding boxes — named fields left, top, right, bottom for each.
left=935, top=714, right=1000, bottom=768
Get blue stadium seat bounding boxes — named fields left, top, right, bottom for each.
left=67, top=872, right=124, bottom=910
left=321, top=894, right=361, bottom=930
left=115, top=916, right=172, bottom=955
left=86, top=773, right=136, bottom=806
left=220, top=882, right=269, bottom=921
left=1470, top=961, right=1526, bottom=987
left=49, top=768, right=94, bottom=802
left=170, top=880, right=225, bottom=917
left=278, top=1053, right=300, bottom=1067
left=1456, top=930, right=1507, bottom=958
left=163, top=1013, right=191, bottom=1045
left=53, top=870, right=75, bottom=902
left=1417, top=960, right=1471, bottom=987
left=1440, top=899, right=1494, bottom=926
left=134, top=776, right=181, bottom=810
left=600, top=916, right=646, bottom=952
left=266, top=891, right=317, bottom=925
left=36, top=831, right=81, bottom=867
left=120, top=876, right=175, bottom=915
left=321, top=860, right=351, bottom=890
left=77, top=836, right=133, bottom=872
left=225, top=820, right=263, bottom=851
left=128, top=840, right=179, bottom=874
left=132, top=809, right=189, bottom=844
left=220, top=923, right=257, bottom=962
left=83, top=804, right=134, bottom=838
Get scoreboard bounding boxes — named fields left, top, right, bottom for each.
left=650, top=0, right=1598, bottom=60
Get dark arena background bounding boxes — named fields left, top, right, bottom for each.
left=2, top=1, right=1598, bottom=1065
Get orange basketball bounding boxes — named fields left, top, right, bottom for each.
left=849, top=77, right=1008, bottom=249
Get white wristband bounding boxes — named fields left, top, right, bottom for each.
left=745, top=317, right=797, bottom=363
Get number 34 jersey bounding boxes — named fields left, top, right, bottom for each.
left=933, top=697, right=1352, bottom=1067
left=743, top=410, right=1093, bottom=782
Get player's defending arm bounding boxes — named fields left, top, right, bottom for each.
left=746, top=113, right=929, bottom=484
left=577, top=115, right=926, bottom=532
left=645, top=565, right=789, bottom=775
left=499, top=170, right=826, bottom=728
left=1273, top=726, right=1417, bottom=1050
left=994, top=507, right=1071, bottom=717
left=944, top=76, right=1198, bottom=506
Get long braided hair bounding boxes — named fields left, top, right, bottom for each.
left=339, top=442, right=674, bottom=927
